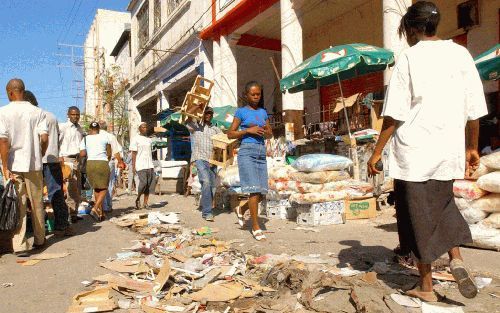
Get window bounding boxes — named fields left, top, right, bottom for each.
left=166, top=0, right=182, bottom=17
left=137, top=2, right=149, bottom=51
left=154, top=0, right=161, bottom=32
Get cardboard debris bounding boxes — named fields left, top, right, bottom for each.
left=421, top=302, right=465, bottom=313
left=99, top=260, right=149, bottom=274
left=32, top=252, right=71, bottom=260
left=153, top=258, right=171, bottom=294
left=67, top=286, right=117, bottom=313
left=21, top=259, right=41, bottom=266
left=92, top=274, right=154, bottom=292
left=190, top=282, right=244, bottom=302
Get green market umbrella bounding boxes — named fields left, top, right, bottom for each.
left=280, top=43, right=395, bottom=94
left=474, top=44, right=500, bottom=81
left=280, top=43, right=394, bottom=180
left=161, top=105, right=236, bottom=130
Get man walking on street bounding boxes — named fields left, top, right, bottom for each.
left=98, top=120, right=125, bottom=213
left=24, top=91, right=74, bottom=237
left=130, top=122, right=154, bottom=210
left=59, top=106, right=84, bottom=222
left=0, top=79, right=49, bottom=252
left=186, top=107, right=221, bottom=221
left=367, top=1, right=487, bottom=302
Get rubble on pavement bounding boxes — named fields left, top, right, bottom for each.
left=66, top=210, right=497, bottom=313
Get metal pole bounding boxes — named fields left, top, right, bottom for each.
left=336, top=72, right=359, bottom=180
left=336, top=72, right=352, bottom=138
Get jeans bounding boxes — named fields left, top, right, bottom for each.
left=43, top=163, right=69, bottom=231
left=195, top=160, right=217, bottom=217
left=103, top=161, right=116, bottom=212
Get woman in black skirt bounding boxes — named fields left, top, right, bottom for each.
left=368, top=1, right=487, bottom=302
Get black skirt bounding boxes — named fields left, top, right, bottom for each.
left=394, top=179, right=472, bottom=263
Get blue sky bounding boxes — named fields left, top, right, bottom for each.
left=0, top=0, right=129, bottom=121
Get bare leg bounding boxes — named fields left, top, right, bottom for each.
left=94, top=189, right=107, bottom=217
left=248, top=193, right=261, bottom=231
left=417, top=263, right=433, bottom=292
left=448, top=247, right=463, bottom=261
left=143, top=193, right=149, bottom=207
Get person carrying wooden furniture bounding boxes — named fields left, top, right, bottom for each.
left=186, top=107, right=221, bottom=222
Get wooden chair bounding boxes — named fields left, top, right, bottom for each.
left=179, top=75, right=214, bottom=124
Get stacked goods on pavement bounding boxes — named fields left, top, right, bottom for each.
left=266, top=154, right=375, bottom=226
left=453, top=151, right=500, bottom=251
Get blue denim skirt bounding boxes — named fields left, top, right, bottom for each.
left=238, top=143, right=268, bottom=194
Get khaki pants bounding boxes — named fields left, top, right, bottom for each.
left=12, top=171, right=45, bottom=252
left=64, top=157, right=81, bottom=217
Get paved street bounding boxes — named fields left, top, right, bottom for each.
left=1, top=190, right=499, bottom=313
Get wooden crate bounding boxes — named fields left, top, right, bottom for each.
left=209, top=133, right=238, bottom=168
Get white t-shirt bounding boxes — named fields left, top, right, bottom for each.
left=129, top=135, right=154, bottom=171
left=383, top=40, right=488, bottom=182
left=80, top=133, right=110, bottom=161
left=100, top=129, right=122, bottom=156
left=0, top=101, right=48, bottom=172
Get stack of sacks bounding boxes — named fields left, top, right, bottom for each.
left=276, top=154, right=373, bottom=226
left=287, top=154, right=373, bottom=204
left=454, top=151, right=500, bottom=251
left=264, top=165, right=297, bottom=219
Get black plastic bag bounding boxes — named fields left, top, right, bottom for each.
left=0, top=180, right=19, bottom=231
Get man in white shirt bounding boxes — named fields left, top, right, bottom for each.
left=59, top=106, right=84, bottom=222
left=0, top=79, right=49, bottom=252
left=367, top=2, right=486, bottom=301
left=24, top=91, right=74, bottom=237
left=130, top=122, right=154, bottom=209
left=98, top=120, right=125, bottom=212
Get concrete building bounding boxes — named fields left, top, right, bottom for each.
left=127, top=0, right=213, bottom=130
left=199, top=0, right=498, bottom=139
left=84, top=9, right=131, bottom=122
left=110, top=23, right=134, bottom=144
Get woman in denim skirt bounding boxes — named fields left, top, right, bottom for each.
left=228, top=81, right=272, bottom=241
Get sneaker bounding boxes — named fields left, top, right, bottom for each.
left=203, top=214, right=215, bottom=222
left=450, top=259, right=478, bottom=299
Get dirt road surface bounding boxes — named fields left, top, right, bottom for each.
left=0, top=191, right=499, bottom=313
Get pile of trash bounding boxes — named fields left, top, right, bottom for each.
left=66, top=208, right=496, bottom=313
left=453, top=151, right=500, bottom=251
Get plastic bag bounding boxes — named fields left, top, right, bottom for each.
left=289, top=190, right=349, bottom=204
left=292, top=154, right=353, bottom=172
left=470, top=194, right=500, bottom=213
left=481, top=213, right=500, bottom=229
left=480, top=151, right=500, bottom=170
left=290, top=170, right=350, bottom=184
left=0, top=180, right=19, bottom=231
left=219, top=165, right=240, bottom=187
left=477, top=172, right=500, bottom=193
left=469, top=223, right=500, bottom=250
left=453, top=180, right=488, bottom=200
left=268, top=165, right=297, bottom=181
left=470, top=163, right=492, bottom=179
left=460, top=207, right=489, bottom=224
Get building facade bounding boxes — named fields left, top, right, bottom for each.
left=84, top=9, right=131, bottom=122
left=200, top=0, right=498, bottom=139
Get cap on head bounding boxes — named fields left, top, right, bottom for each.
left=89, top=121, right=100, bottom=130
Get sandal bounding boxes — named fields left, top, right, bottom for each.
left=450, top=259, right=478, bottom=299
left=235, top=206, right=245, bottom=228
left=405, top=287, right=438, bottom=302
left=89, top=210, right=100, bottom=222
left=252, top=229, right=266, bottom=241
